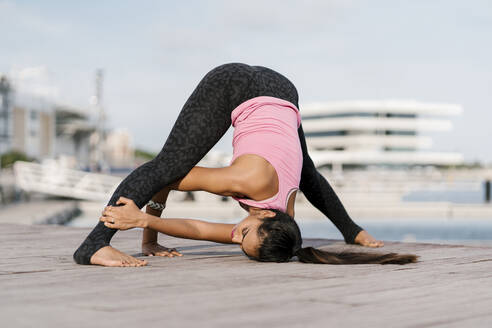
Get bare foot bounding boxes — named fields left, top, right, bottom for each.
left=142, top=242, right=182, bottom=257
left=90, top=246, right=148, bottom=267
left=354, top=230, right=384, bottom=248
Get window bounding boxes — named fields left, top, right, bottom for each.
left=30, top=110, right=39, bottom=120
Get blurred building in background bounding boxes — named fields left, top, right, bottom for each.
left=103, top=129, right=135, bottom=171
left=0, top=75, right=134, bottom=171
left=55, top=105, right=95, bottom=169
left=301, top=100, right=464, bottom=169
left=0, top=75, right=56, bottom=160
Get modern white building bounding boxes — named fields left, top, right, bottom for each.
left=300, top=100, right=464, bottom=168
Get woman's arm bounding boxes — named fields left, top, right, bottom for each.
left=140, top=165, right=240, bottom=245
left=141, top=187, right=170, bottom=245
left=100, top=197, right=235, bottom=244
left=145, top=215, right=235, bottom=244
left=140, top=187, right=183, bottom=256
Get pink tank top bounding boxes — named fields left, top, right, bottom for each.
left=230, top=96, right=303, bottom=212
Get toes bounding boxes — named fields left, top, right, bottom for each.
left=135, top=259, right=146, bottom=267
left=129, top=257, right=146, bottom=267
left=122, top=257, right=134, bottom=267
left=112, top=260, right=126, bottom=267
left=371, top=241, right=384, bottom=247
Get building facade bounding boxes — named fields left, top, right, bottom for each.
left=0, top=76, right=56, bottom=160
left=0, top=75, right=135, bottom=171
left=301, top=100, right=464, bottom=168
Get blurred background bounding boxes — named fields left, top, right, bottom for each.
left=0, top=0, right=491, bottom=245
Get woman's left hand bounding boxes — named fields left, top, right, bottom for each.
left=100, top=197, right=147, bottom=230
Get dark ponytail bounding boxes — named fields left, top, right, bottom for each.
left=294, top=247, right=418, bottom=265
left=256, top=209, right=418, bottom=265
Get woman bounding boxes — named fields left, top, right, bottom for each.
left=74, top=63, right=417, bottom=266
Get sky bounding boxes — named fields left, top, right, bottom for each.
left=1, top=0, right=491, bottom=163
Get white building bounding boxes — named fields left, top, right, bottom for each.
left=55, top=106, right=96, bottom=169
left=103, top=129, right=135, bottom=170
left=301, top=100, right=464, bottom=168
left=0, top=77, right=56, bottom=160
left=0, top=75, right=135, bottom=172
left=0, top=75, right=96, bottom=169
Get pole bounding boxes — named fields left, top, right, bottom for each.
left=94, top=69, right=106, bottom=172
left=0, top=76, right=12, bottom=169
left=486, top=180, right=491, bottom=203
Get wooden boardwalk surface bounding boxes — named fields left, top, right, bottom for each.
left=1, top=223, right=492, bottom=328
left=0, top=200, right=79, bottom=225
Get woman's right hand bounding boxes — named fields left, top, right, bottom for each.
left=142, top=242, right=182, bottom=257
left=100, top=197, right=147, bottom=230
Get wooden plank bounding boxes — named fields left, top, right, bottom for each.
left=1, top=223, right=492, bottom=327
left=0, top=200, right=79, bottom=225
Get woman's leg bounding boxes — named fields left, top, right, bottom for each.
left=297, top=126, right=364, bottom=244
left=73, top=63, right=256, bottom=265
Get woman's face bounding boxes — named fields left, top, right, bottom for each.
left=231, top=209, right=276, bottom=258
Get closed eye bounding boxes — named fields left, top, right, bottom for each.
left=242, top=228, right=249, bottom=241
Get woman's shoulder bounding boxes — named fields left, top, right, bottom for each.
left=230, top=154, right=279, bottom=200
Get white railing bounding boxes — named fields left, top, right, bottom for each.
left=11, top=160, right=491, bottom=203
left=13, top=161, right=122, bottom=201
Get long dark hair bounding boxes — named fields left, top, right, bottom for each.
left=256, top=209, right=418, bottom=265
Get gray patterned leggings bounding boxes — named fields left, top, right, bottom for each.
left=73, top=63, right=363, bottom=264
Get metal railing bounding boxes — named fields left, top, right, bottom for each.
left=13, top=161, right=122, bottom=201
left=12, top=160, right=492, bottom=203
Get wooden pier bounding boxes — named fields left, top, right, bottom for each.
left=1, top=223, right=492, bottom=327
